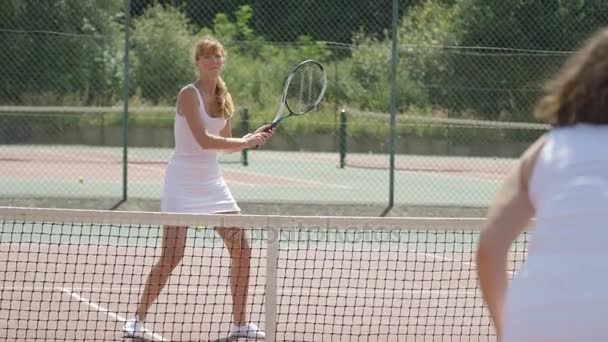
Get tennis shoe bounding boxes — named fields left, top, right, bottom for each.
left=123, top=316, right=145, bottom=337
left=230, top=322, right=265, bottom=339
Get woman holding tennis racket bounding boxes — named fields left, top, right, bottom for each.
left=477, top=27, right=608, bottom=341
left=124, top=36, right=273, bottom=339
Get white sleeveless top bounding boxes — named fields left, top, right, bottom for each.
left=173, top=85, right=226, bottom=157
left=503, top=123, right=608, bottom=341
left=160, top=84, right=240, bottom=214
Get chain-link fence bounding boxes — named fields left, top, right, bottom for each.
left=1, top=0, right=607, bottom=215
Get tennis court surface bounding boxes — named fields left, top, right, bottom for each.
left=1, top=145, right=508, bottom=209
left=0, top=207, right=527, bottom=341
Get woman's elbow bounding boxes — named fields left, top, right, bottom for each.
left=195, top=139, right=211, bottom=149
left=194, top=133, right=215, bottom=149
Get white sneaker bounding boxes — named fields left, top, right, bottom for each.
left=230, top=322, right=266, bottom=339
left=123, top=316, right=145, bottom=337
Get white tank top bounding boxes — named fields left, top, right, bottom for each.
left=529, top=123, right=608, bottom=257
left=503, top=123, right=608, bottom=341
left=173, top=84, right=227, bottom=157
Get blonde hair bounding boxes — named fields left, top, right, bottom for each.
left=194, top=37, right=235, bottom=119
left=535, top=27, right=608, bottom=126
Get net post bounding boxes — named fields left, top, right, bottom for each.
left=265, top=225, right=278, bottom=341
left=241, top=108, right=249, bottom=166
left=338, top=109, right=347, bottom=168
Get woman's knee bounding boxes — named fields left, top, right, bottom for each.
left=160, top=225, right=187, bottom=268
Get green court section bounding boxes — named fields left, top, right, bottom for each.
left=1, top=145, right=504, bottom=207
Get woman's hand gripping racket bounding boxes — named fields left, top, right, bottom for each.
left=265, top=60, right=328, bottom=131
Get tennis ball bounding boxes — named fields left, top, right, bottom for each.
left=79, top=177, right=84, bottom=184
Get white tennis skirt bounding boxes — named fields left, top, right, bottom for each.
left=160, top=154, right=240, bottom=214
left=503, top=255, right=608, bottom=341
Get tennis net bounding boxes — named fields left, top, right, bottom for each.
left=0, top=206, right=527, bottom=341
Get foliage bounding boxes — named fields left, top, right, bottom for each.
left=0, top=0, right=122, bottom=105
left=2, top=0, right=608, bottom=144
left=130, top=4, right=196, bottom=104
left=336, top=1, right=460, bottom=113
left=438, top=0, right=608, bottom=121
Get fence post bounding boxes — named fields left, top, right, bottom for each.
left=112, top=0, right=131, bottom=210
left=338, top=109, right=347, bottom=168
left=241, top=108, right=249, bottom=166
left=381, top=0, right=399, bottom=217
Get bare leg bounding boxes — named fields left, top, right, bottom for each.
left=215, top=227, right=252, bottom=325
left=135, top=225, right=187, bottom=321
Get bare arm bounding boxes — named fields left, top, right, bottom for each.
left=219, top=117, right=233, bottom=138
left=219, top=118, right=242, bottom=154
left=476, top=135, right=546, bottom=339
left=178, top=88, right=268, bottom=150
left=217, top=95, right=275, bottom=152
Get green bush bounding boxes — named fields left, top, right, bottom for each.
left=4, top=2, right=580, bottom=148
left=335, top=1, right=461, bottom=114
left=0, top=0, right=122, bottom=105
left=131, top=4, right=197, bottom=104
left=438, top=0, right=608, bottom=120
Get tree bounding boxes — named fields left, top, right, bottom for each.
left=439, top=0, right=608, bottom=120
left=130, top=3, right=196, bottom=104
left=0, top=0, right=122, bottom=105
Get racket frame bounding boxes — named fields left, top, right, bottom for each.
left=270, top=59, right=327, bottom=128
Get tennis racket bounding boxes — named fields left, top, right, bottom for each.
left=267, top=59, right=328, bottom=129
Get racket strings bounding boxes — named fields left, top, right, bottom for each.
left=286, top=63, right=326, bottom=114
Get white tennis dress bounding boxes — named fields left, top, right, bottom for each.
left=160, top=84, right=240, bottom=214
left=503, top=123, right=608, bottom=341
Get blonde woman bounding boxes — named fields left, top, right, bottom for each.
left=124, top=37, right=273, bottom=339
left=477, top=27, right=608, bottom=341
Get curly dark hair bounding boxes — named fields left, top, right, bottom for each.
left=535, top=27, right=608, bottom=126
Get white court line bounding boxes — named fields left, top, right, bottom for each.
left=223, top=168, right=351, bottom=189
left=125, top=162, right=258, bottom=186
left=58, top=287, right=168, bottom=342
left=417, top=251, right=516, bottom=276
left=418, top=251, right=474, bottom=266
left=122, top=157, right=258, bottom=186
left=30, top=150, right=298, bottom=187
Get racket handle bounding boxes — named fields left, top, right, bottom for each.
left=254, top=123, right=276, bottom=148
